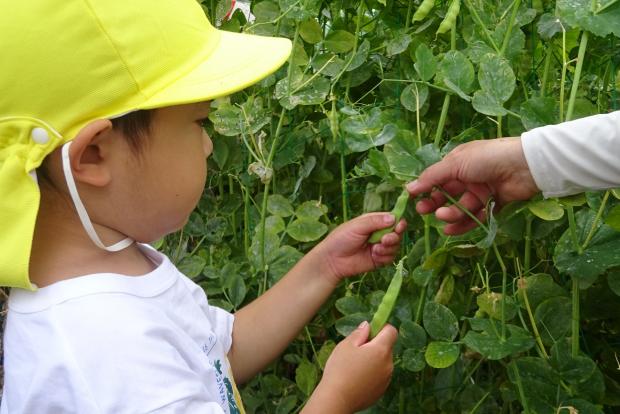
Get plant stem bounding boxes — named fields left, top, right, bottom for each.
left=434, top=25, right=456, bottom=147
left=524, top=215, right=532, bottom=275
left=463, top=0, right=501, bottom=53
left=511, top=362, right=531, bottom=413
left=582, top=190, right=609, bottom=250
left=259, top=111, right=287, bottom=294
left=520, top=277, right=549, bottom=358
left=500, top=0, right=521, bottom=57
left=566, top=206, right=583, bottom=255
left=492, top=243, right=508, bottom=340
left=540, top=46, right=552, bottom=97
left=566, top=31, right=589, bottom=122
left=572, top=277, right=580, bottom=358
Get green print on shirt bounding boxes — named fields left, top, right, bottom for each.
left=214, top=359, right=241, bottom=414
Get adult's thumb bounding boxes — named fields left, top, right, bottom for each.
left=347, top=321, right=370, bottom=346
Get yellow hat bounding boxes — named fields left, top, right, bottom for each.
left=0, top=0, right=292, bottom=289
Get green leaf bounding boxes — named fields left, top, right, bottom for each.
left=295, top=359, right=318, bottom=396
left=608, top=269, right=620, bottom=296
left=476, top=292, right=517, bottom=321
left=414, top=43, right=438, bottom=82
left=226, top=273, right=247, bottom=307
left=476, top=202, right=498, bottom=249
left=472, top=90, right=508, bottom=116
left=342, top=108, right=398, bottom=152
left=279, top=0, right=321, bottom=21
left=438, top=50, right=475, bottom=95
left=534, top=296, right=572, bottom=345
left=267, top=194, right=295, bottom=217
left=425, top=341, right=460, bottom=369
left=178, top=255, right=206, bottom=278
left=335, top=313, right=367, bottom=336
left=400, top=83, right=429, bottom=112
left=550, top=339, right=597, bottom=384
left=527, top=199, right=565, bottom=221
left=463, top=320, right=535, bottom=359
left=537, top=13, right=564, bottom=39
left=555, top=210, right=620, bottom=282
left=558, top=0, right=620, bottom=37
left=295, top=200, right=328, bottom=220
left=399, top=320, right=427, bottom=350
left=268, top=246, right=303, bottom=285
left=402, top=348, right=426, bottom=372
left=299, top=18, right=322, bottom=44
left=209, top=98, right=270, bottom=136
left=516, top=273, right=568, bottom=310
left=412, top=247, right=448, bottom=286
left=265, top=215, right=286, bottom=234
left=316, top=340, right=335, bottom=370
left=286, top=218, right=328, bottom=242
left=478, top=53, right=515, bottom=103
left=346, top=40, right=370, bottom=72
left=384, top=130, right=425, bottom=181
left=423, top=301, right=459, bottom=341
left=324, top=30, right=356, bottom=53
left=311, top=53, right=345, bottom=77
left=604, top=204, right=620, bottom=231
left=520, top=97, right=559, bottom=130
left=335, top=296, right=369, bottom=315
left=386, top=31, right=412, bottom=56
left=275, top=70, right=330, bottom=109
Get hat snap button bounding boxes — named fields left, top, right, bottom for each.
left=31, top=127, right=50, bottom=145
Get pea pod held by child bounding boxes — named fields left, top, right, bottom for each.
left=369, top=258, right=405, bottom=339
left=368, top=188, right=410, bottom=244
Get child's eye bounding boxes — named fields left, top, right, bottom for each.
left=197, top=117, right=210, bottom=128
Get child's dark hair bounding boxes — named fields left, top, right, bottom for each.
left=37, top=109, right=152, bottom=191
left=111, top=109, right=152, bottom=154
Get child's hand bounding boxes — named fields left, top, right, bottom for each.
left=312, top=213, right=406, bottom=283
left=303, top=321, right=398, bottom=413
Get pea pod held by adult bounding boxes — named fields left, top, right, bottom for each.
left=368, top=188, right=410, bottom=244
left=369, top=258, right=405, bottom=339
left=412, top=0, right=435, bottom=23
left=436, top=0, right=460, bottom=34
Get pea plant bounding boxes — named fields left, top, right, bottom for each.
left=162, top=0, right=620, bottom=412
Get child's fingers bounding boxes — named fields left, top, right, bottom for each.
left=368, top=324, right=398, bottom=347
left=394, top=219, right=407, bottom=234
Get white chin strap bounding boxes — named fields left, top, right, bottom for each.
left=61, top=141, right=134, bottom=252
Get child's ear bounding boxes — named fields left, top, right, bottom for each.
left=68, top=119, right=114, bottom=187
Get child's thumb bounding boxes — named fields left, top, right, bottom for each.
left=347, top=321, right=370, bottom=346
left=355, top=213, right=395, bottom=234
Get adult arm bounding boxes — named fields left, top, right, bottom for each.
left=407, top=111, right=620, bottom=234
left=522, top=111, right=620, bottom=197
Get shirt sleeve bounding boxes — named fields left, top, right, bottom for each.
left=521, top=111, right=620, bottom=198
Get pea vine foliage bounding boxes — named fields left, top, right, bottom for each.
left=157, top=0, right=620, bottom=412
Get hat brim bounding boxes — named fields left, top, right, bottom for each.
left=140, top=29, right=292, bottom=109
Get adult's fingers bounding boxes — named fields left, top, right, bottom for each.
left=442, top=209, right=487, bottom=235
left=407, top=157, right=460, bottom=197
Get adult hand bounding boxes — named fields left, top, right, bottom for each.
left=407, top=137, right=539, bottom=235
left=302, top=322, right=398, bottom=413
left=311, top=213, right=407, bottom=284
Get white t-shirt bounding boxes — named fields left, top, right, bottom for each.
left=522, top=111, right=620, bottom=197
left=1, top=246, right=245, bottom=414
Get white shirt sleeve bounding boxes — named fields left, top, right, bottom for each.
left=521, top=111, right=620, bottom=197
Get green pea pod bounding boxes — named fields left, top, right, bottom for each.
left=368, top=188, right=409, bottom=244
left=436, top=0, right=460, bottom=35
left=412, top=0, right=435, bottom=23
left=369, top=258, right=405, bottom=339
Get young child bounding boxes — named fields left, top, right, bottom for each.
left=0, top=0, right=405, bottom=412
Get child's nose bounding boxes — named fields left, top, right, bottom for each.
left=203, top=131, right=213, bottom=157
